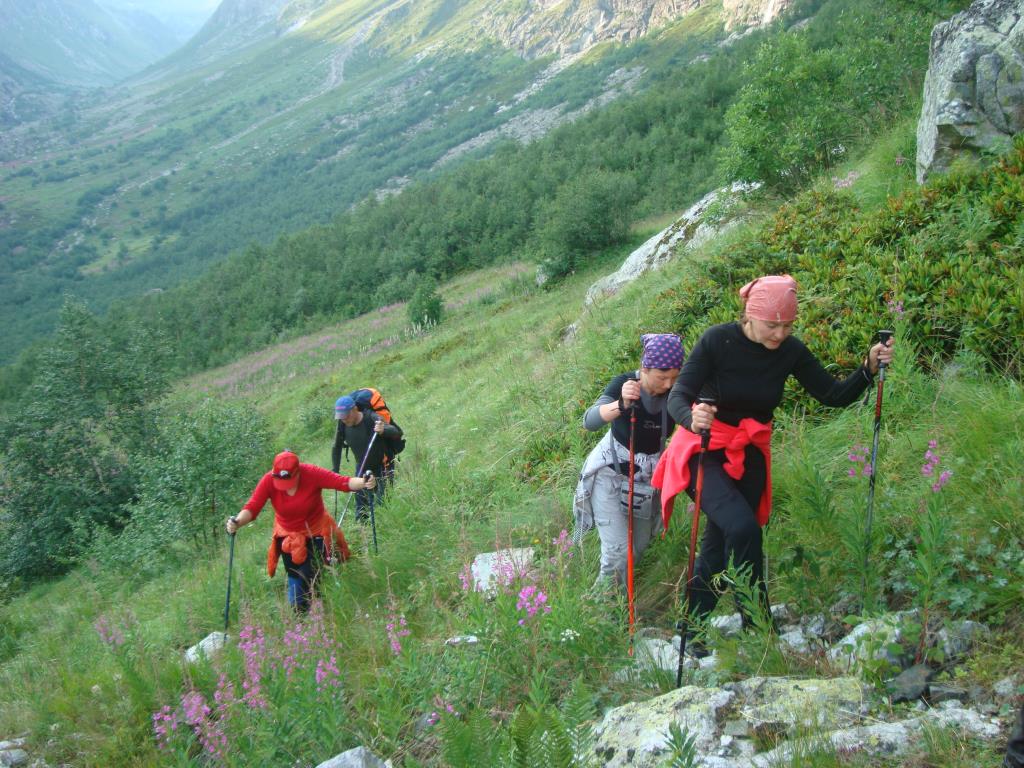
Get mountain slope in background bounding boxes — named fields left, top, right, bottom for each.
left=0, top=0, right=184, bottom=86
left=0, top=0, right=792, bottom=363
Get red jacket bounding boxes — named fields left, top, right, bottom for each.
left=652, top=418, right=774, bottom=529
left=243, top=463, right=354, bottom=575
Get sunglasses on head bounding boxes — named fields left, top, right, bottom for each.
left=274, top=469, right=293, bottom=479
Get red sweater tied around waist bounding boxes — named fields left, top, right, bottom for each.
left=652, top=417, right=774, bottom=529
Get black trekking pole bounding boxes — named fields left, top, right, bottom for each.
left=626, top=403, right=637, bottom=646
left=338, top=430, right=380, bottom=524
left=224, top=516, right=237, bottom=632
left=676, top=397, right=715, bottom=688
left=861, top=330, right=893, bottom=614
left=366, top=471, right=379, bottom=554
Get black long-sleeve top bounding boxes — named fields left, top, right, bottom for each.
left=667, top=322, right=873, bottom=430
left=331, top=411, right=403, bottom=473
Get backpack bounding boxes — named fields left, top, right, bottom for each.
left=349, top=387, right=406, bottom=458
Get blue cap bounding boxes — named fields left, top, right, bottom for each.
left=334, top=395, right=355, bottom=419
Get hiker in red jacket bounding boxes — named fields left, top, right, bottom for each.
left=653, top=275, right=893, bottom=654
left=226, top=450, right=374, bottom=611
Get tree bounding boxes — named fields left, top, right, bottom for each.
left=407, top=277, right=444, bottom=328
left=0, top=298, right=170, bottom=584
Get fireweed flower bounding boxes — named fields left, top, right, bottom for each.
left=237, top=624, right=268, bottom=710
left=181, top=690, right=227, bottom=762
left=459, top=563, right=474, bottom=593
left=152, top=705, right=180, bottom=751
left=846, top=445, right=871, bottom=477
left=920, top=438, right=952, bottom=491
left=887, top=298, right=905, bottom=317
left=315, top=655, right=342, bottom=693
left=93, top=615, right=126, bottom=648
left=386, top=613, right=411, bottom=655
left=516, top=585, right=551, bottom=626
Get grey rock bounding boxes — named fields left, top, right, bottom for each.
left=994, top=675, right=1020, bottom=698
left=928, top=683, right=969, bottom=705
left=315, top=746, right=392, bottom=768
left=711, top=612, right=744, bottom=637
left=828, top=612, right=917, bottom=672
left=592, top=686, right=735, bottom=767
left=888, top=663, right=934, bottom=703
left=726, top=676, right=866, bottom=735
left=778, top=629, right=811, bottom=654
left=937, top=620, right=990, bottom=660
left=184, top=631, right=228, bottom=664
left=581, top=182, right=760, bottom=309
left=0, top=750, right=29, bottom=768
left=469, top=548, right=535, bottom=594
left=444, top=635, right=480, bottom=647
left=917, top=0, right=1024, bottom=181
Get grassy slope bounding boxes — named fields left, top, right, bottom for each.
left=1, top=125, right=1022, bottom=764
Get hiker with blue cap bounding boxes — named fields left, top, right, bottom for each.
left=573, top=333, right=684, bottom=595
left=331, top=394, right=403, bottom=521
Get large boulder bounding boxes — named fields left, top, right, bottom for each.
left=582, top=182, right=760, bottom=309
left=916, top=0, right=1024, bottom=182
left=592, top=685, right=735, bottom=767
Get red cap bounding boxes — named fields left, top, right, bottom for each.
left=271, top=451, right=300, bottom=490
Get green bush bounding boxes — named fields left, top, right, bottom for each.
left=407, top=278, right=445, bottom=328
left=97, top=399, right=270, bottom=578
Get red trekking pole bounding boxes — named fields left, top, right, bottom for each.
left=626, top=404, right=638, bottom=644
left=861, top=330, right=893, bottom=612
left=676, top=397, right=715, bottom=688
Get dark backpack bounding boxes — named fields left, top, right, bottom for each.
left=349, top=388, right=405, bottom=459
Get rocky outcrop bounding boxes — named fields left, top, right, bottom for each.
left=590, top=676, right=1000, bottom=767
left=479, top=0, right=702, bottom=60
left=721, top=0, right=793, bottom=32
left=581, top=182, right=760, bottom=309
left=916, top=0, right=1024, bottom=182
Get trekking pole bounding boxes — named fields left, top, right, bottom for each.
left=224, top=517, right=237, bottom=632
left=676, top=397, right=715, bottom=688
left=861, top=330, right=893, bottom=613
left=366, top=471, right=379, bottom=555
left=338, top=430, right=379, bottom=524
left=626, top=403, right=638, bottom=647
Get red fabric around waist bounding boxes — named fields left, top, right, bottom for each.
left=652, top=417, right=773, bottom=529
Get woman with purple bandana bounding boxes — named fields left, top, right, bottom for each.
left=653, top=275, right=893, bottom=655
left=573, top=333, right=685, bottom=592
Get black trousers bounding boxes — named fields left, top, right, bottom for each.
left=1007, top=702, right=1024, bottom=768
left=281, top=536, right=325, bottom=612
left=684, top=445, right=770, bottom=625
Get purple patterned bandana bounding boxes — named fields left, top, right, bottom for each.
left=641, top=333, right=684, bottom=370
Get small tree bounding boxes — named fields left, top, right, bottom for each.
left=408, top=278, right=444, bottom=328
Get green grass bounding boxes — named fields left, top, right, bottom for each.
left=1, top=179, right=1021, bottom=764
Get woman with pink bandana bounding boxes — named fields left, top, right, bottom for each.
left=653, top=275, right=893, bottom=654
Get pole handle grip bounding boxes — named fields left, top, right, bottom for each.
left=876, top=330, right=893, bottom=370
left=696, top=396, right=716, bottom=445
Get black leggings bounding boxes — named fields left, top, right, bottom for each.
left=684, top=445, right=770, bottom=626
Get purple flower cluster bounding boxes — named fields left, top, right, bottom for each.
left=832, top=170, right=861, bottom=189
left=458, top=562, right=475, bottom=593
left=151, top=706, right=179, bottom=752
left=887, top=298, right=905, bottom=317
left=516, top=585, right=551, bottom=626
left=921, top=439, right=953, bottom=492
left=426, top=694, right=461, bottom=725
left=847, top=444, right=872, bottom=477
left=181, top=690, right=227, bottom=761
left=386, top=612, right=411, bottom=655
left=93, top=615, right=126, bottom=649
left=237, top=623, right=268, bottom=709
